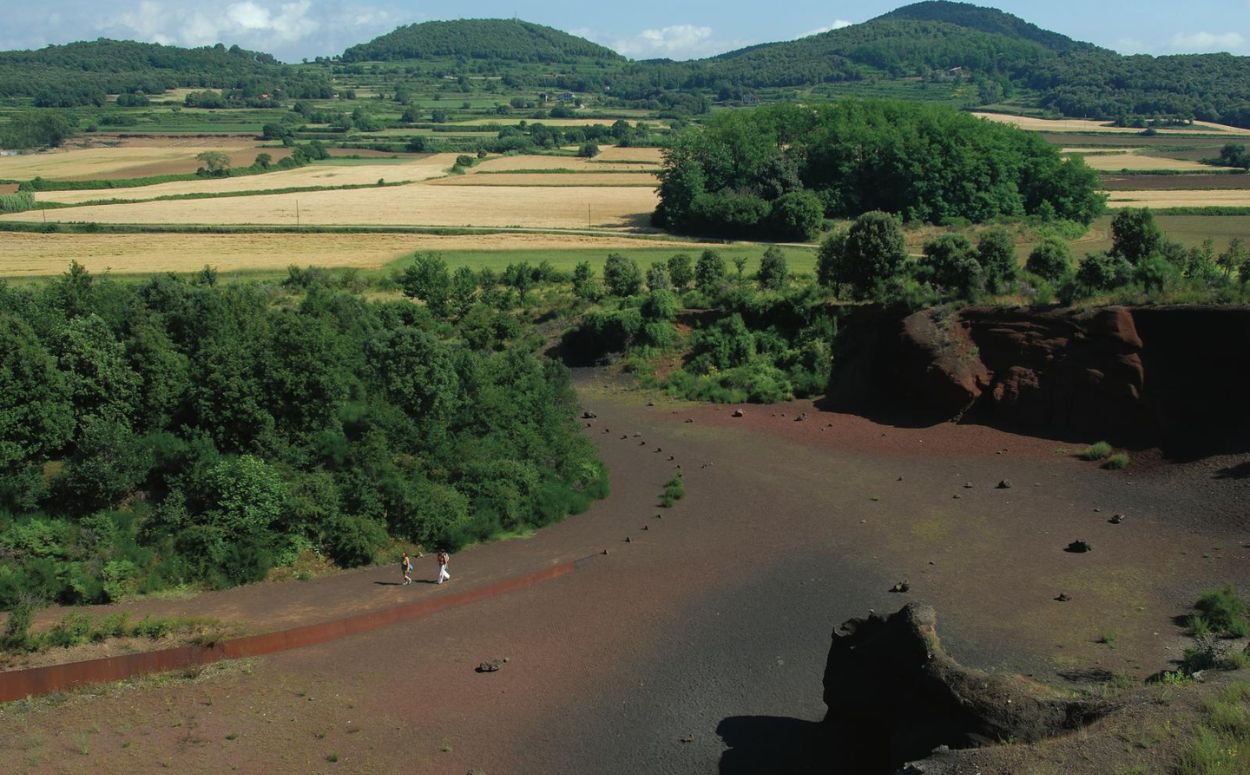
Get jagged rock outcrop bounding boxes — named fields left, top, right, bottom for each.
left=829, top=305, right=1250, bottom=452
left=823, top=603, right=1111, bottom=771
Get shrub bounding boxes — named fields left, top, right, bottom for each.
left=44, top=612, right=93, bottom=648
left=660, top=475, right=685, bottom=507
left=1079, top=441, right=1112, bottom=461
left=325, top=515, right=388, bottom=568
left=667, top=254, right=694, bottom=290
left=1103, top=452, right=1130, bottom=470
left=1195, top=584, right=1249, bottom=637
left=1, top=596, right=38, bottom=651
left=603, top=253, right=643, bottom=297
left=1026, top=237, right=1073, bottom=282
left=756, top=246, right=789, bottom=290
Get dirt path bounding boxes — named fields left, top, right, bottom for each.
left=2, top=382, right=1247, bottom=774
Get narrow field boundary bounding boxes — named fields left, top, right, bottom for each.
left=0, top=557, right=592, bottom=703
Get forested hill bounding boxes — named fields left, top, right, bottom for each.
left=0, top=40, right=332, bottom=107
left=873, top=1, right=1103, bottom=54
left=696, top=1, right=1250, bottom=127
left=341, top=19, right=624, bottom=63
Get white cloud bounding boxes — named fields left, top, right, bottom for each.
left=603, top=24, right=739, bottom=60
left=797, top=20, right=853, bottom=39
left=1169, top=31, right=1246, bottom=52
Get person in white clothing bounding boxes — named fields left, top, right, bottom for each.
left=436, top=550, right=451, bottom=584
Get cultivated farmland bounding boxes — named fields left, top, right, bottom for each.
left=973, top=113, right=1250, bottom=135
left=0, top=231, right=727, bottom=277
left=32, top=154, right=458, bottom=204
left=4, top=184, right=660, bottom=229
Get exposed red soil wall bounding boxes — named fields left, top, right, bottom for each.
left=830, top=305, right=1250, bottom=453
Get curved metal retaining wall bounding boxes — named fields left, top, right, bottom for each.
left=1, top=558, right=585, bottom=704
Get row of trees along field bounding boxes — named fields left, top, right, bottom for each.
left=654, top=101, right=1105, bottom=240
left=0, top=265, right=606, bottom=608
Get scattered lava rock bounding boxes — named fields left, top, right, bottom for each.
left=732, top=408, right=745, bottom=417
left=684, top=418, right=694, bottom=423
left=679, top=735, right=694, bottom=744
left=1055, top=593, right=1071, bottom=602
left=1065, top=540, right=1093, bottom=553
left=1109, top=514, right=1125, bottom=524
left=796, top=412, right=808, bottom=422
left=997, top=480, right=1012, bottom=489
left=476, top=659, right=506, bottom=673
left=890, top=581, right=911, bottom=593
left=582, top=410, right=597, bottom=419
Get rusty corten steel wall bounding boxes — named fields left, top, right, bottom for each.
left=0, top=560, right=578, bottom=704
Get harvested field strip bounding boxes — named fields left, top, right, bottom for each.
left=0, top=560, right=581, bottom=703
left=1077, top=152, right=1214, bottom=172
left=472, top=154, right=658, bottom=173
left=1107, top=190, right=1250, bottom=208
left=974, top=112, right=1250, bottom=136
left=35, top=154, right=455, bottom=204
left=0, top=144, right=260, bottom=181
left=0, top=232, right=734, bottom=277
left=1, top=185, right=660, bottom=230
left=36, top=182, right=409, bottom=209
left=430, top=173, right=657, bottom=187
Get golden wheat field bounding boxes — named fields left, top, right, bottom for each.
left=0, top=231, right=719, bottom=277
left=3, top=184, right=660, bottom=229
left=973, top=113, right=1250, bottom=136
left=431, top=172, right=659, bottom=187
left=0, top=141, right=263, bottom=181
left=34, top=155, right=459, bottom=204
left=1106, top=190, right=1250, bottom=208
left=1074, top=152, right=1214, bottom=172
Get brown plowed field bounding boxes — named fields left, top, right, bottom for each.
left=1101, top=173, right=1250, bottom=191
left=2, top=380, right=1246, bottom=774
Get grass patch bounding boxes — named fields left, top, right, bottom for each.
left=1103, top=452, right=1131, bottom=470
left=1177, top=683, right=1250, bottom=775
left=2, top=606, right=227, bottom=656
left=1195, top=584, right=1250, bottom=638
left=659, top=474, right=685, bottom=508
left=1079, top=441, right=1113, bottom=461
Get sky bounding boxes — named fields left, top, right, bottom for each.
left=3, top=0, right=1249, bottom=63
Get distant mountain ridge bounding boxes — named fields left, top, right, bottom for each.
left=1, top=2, right=1249, bottom=128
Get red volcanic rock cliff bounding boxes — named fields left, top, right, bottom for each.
left=831, top=305, right=1250, bottom=452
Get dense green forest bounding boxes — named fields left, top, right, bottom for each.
left=342, top=19, right=623, bottom=63
left=0, top=265, right=605, bottom=608
left=0, top=39, right=333, bottom=108
left=654, top=101, right=1104, bottom=238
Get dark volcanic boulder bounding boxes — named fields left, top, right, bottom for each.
left=823, top=603, right=1110, bottom=770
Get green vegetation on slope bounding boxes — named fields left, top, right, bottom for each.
left=0, top=263, right=605, bottom=608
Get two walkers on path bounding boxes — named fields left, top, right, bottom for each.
left=399, top=550, right=450, bottom=585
